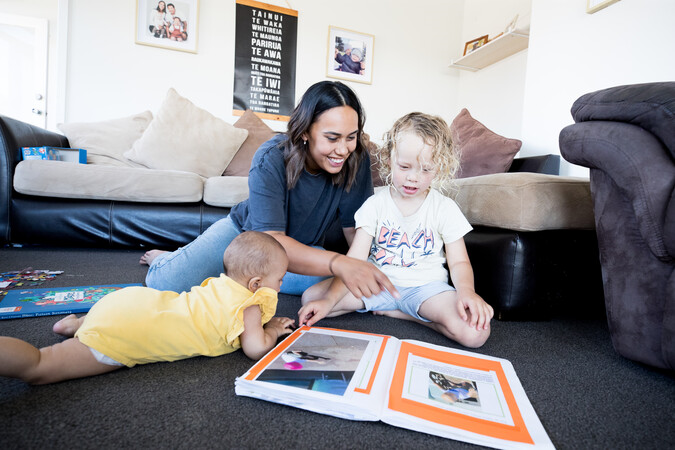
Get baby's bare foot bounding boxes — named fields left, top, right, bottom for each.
left=53, top=314, right=84, bottom=337
left=139, top=249, right=167, bottom=266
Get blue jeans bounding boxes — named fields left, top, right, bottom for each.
left=145, top=216, right=328, bottom=295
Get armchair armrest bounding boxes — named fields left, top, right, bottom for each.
left=560, top=120, right=674, bottom=261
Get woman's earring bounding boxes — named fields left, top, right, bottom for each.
left=303, top=140, right=307, bottom=147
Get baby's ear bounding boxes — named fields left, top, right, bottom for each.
left=248, top=276, right=262, bottom=292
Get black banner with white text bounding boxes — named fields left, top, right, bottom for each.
left=233, top=0, right=297, bottom=121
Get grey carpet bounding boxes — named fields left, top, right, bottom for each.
left=0, top=246, right=673, bottom=449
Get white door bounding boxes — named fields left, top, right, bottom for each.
left=0, top=13, right=48, bottom=128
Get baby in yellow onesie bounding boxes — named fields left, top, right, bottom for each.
left=0, top=231, right=295, bottom=385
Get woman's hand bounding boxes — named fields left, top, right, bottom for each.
left=331, top=254, right=398, bottom=300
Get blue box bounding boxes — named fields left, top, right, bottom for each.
left=22, top=146, right=87, bottom=164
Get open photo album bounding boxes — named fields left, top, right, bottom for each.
left=235, top=326, right=554, bottom=449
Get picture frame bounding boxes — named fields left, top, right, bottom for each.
left=135, top=0, right=199, bottom=53
left=586, top=0, right=621, bottom=14
left=327, top=26, right=374, bottom=85
left=463, top=35, right=489, bottom=56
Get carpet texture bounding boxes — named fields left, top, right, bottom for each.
left=0, top=246, right=673, bottom=449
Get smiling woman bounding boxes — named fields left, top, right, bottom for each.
left=143, top=80, right=396, bottom=302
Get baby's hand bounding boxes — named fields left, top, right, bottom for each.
left=298, top=299, right=334, bottom=327
left=264, top=316, right=295, bottom=338
left=456, top=291, right=494, bottom=331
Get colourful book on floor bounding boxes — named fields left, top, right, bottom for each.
left=0, top=284, right=142, bottom=319
left=236, top=326, right=553, bottom=449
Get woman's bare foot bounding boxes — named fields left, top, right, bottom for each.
left=53, top=314, right=85, bottom=337
left=139, top=250, right=167, bottom=266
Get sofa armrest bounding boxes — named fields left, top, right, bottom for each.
left=508, top=154, right=560, bottom=175
left=0, top=115, right=70, bottom=243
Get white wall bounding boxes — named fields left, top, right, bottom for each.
left=62, top=0, right=463, bottom=142
left=521, top=0, right=675, bottom=176
left=455, top=0, right=532, bottom=139
left=6, top=0, right=673, bottom=177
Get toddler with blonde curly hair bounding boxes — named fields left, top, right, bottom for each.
left=299, top=112, right=493, bottom=348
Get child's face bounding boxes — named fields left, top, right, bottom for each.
left=390, top=131, right=437, bottom=199
left=173, top=18, right=181, bottom=25
left=258, top=257, right=288, bottom=292
left=303, top=106, right=359, bottom=176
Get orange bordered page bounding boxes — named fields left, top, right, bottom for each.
left=235, top=326, right=398, bottom=421
left=382, top=340, right=553, bottom=449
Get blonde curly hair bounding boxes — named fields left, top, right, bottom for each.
left=376, top=112, right=459, bottom=196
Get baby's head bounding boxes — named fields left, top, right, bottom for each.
left=350, top=48, right=363, bottom=63
left=377, top=112, right=459, bottom=195
left=173, top=17, right=182, bottom=25
left=223, top=231, right=288, bottom=293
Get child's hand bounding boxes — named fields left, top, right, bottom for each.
left=456, top=291, right=493, bottom=331
left=264, top=316, right=295, bottom=338
left=298, top=299, right=334, bottom=327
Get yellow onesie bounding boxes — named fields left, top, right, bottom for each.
left=75, top=274, right=278, bottom=367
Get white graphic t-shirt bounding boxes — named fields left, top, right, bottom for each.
left=355, top=188, right=472, bottom=287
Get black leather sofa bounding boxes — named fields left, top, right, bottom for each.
left=1, top=114, right=602, bottom=320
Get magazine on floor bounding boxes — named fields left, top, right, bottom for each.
left=235, top=326, right=553, bottom=449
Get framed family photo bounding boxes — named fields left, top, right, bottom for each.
left=327, top=26, right=374, bottom=85
left=135, top=0, right=200, bottom=53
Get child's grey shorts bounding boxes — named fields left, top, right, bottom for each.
left=358, top=280, right=454, bottom=322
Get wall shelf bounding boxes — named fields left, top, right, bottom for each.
left=450, top=28, right=529, bottom=72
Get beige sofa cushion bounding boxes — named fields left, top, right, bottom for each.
left=14, top=160, right=203, bottom=203
left=203, top=176, right=249, bottom=208
left=57, top=111, right=152, bottom=167
left=453, top=173, right=595, bottom=231
left=124, top=88, right=248, bottom=178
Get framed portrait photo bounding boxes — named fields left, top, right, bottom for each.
left=463, top=35, right=489, bottom=56
left=327, top=26, right=374, bottom=85
left=135, top=0, right=200, bottom=53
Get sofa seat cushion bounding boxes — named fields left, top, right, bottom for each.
left=13, top=160, right=203, bottom=203
left=453, top=173, right=595, bottom=231
left=203, top=176, right=249, bottom=208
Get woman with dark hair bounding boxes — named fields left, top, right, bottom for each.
left=142, top=81, right=396, bottom=299
left=149, top=1, right=168, bottom=38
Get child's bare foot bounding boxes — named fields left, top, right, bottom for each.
left=53, top=314, right=85, bottom=337
left=373, top=309, right=425, bottom=324
left=139, top=250, right=167, bottom=266
left=373, top=309, right=410, bottom=320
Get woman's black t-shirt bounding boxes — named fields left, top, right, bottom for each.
left=229, top=134, right=374, bottom=246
